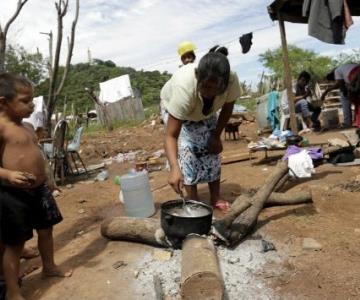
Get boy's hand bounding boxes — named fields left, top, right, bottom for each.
left=6, top=171, right=35, bottom=187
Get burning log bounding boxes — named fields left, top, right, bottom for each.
left=101, top=217, right=168, bottom=247
left=181, top=235, right=224, bottom=300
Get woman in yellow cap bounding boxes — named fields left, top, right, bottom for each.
left=161, top=46, right=239, bottom=211
left=178, top=41, right=196, bottom=66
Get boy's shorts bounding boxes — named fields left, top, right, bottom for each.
left=0, top=183, right=63, bottom=245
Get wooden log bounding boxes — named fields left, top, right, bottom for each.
left=181, top=235, right=224, bottom=300
left=227, top=161, right=289, bottom=246
left=274, top=173, right=291, bottom=192
left=101, top=217, right=168, bottom=247
left=265, top=190, right=312, bottom=207
left=213, top=189, right=311, bottom=244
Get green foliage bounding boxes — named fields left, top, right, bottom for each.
left=333, top=49, right=360, bottom=65
left=236, top=97, right=257, bottom=112
left=5, top=44, right=46, bottom=85
left=259, top=45, right=334, bottom=83
left=36, top=58, right=171, bottom=113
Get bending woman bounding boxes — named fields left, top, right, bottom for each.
left=161, top=46, right=240, bottom=209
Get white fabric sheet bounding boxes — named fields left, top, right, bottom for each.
left=99, top=74, right=133, bottom=103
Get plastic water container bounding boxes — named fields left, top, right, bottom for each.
left=120, top=169, right=155, bottom=217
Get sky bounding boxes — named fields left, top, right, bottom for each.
left=1, top=0, right=360, bottom=86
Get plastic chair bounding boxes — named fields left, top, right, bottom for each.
left=66, top=126, right=88, bottom=176
left=42, top=120, right=69, bottom=185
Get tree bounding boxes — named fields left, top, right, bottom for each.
left=333, top=49, right=360, bottom=65
left=0, top=0, right=29, bottom=72
left=259, top=45, right=334, bottom=83
left=5, top=44, right=46, bottom=84
left=45, top=0, right=80, bottom=134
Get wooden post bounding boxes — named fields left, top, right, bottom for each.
left=278, top=12, right=298, bottom=134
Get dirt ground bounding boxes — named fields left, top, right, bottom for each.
left=20, top=119, right=360, bottom=300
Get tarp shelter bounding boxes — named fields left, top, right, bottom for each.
left=96, top=75, right=145, bottom=123
left=99, top=74, right=134, bottom=103
left=267, top=0, right=360, bottom=133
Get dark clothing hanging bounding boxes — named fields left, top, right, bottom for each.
left=302, top=0, right=345, bottom=44
left=239, top=32, right=253, bottom=54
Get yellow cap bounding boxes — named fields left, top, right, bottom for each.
left=177, top=41, right=196, bottom=57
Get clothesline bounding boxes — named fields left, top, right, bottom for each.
left=134, top=22, right=276, bottom=70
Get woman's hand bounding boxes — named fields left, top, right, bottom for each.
left=168, top=166, right=184, bottom=195
left=208, top=133, right=223, bottom=154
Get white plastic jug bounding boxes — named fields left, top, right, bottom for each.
left=120, top=169, right=155, bottom=217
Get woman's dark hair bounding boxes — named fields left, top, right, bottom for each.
left=209, top=45, right=229, bottom=57
left=197, top=46, right=230, bottom=93
left=298, top=71, right=311, bottom=81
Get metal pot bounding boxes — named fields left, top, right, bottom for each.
left=161, top=199, right=213, bottom=248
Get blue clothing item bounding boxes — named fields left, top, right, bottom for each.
left=178, top=116, right=221, bottom=185
left=267, top=91, right=280, bottom=130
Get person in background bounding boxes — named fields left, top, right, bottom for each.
left=321, top=63, right=360, bottom=128
left=177, top=41, right=196, bottom=66
left=160, top=41, right=197, bottom=125
left=162, top=46, right=240, bottom=211
left=294, top=71, right=321, bottom=131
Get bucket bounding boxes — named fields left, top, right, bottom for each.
left=322, top=109, right=339, bottom=129
left=120, top=170, right=155, bottom=217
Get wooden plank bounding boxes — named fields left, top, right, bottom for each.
left=278, top=12, right=297, bottom=134
left=221, top=152, right=251, bottom=164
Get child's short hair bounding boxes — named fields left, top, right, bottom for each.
left=0, top=72, right=33, bottom=101
left=298, top=71, right=311, bottom=81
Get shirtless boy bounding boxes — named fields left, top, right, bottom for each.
left=0, top=73, right=71, bottom=300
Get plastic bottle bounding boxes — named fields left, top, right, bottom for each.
left=120, top=169, right=155, bottom=217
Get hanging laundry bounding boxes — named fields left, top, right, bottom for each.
left=302, top=0, right=352, bottom=44
left=239, top=32, right=253, bottom=54
left=343, top=0, right=354, bottom=29
left=267, top=90, right=280, bottom=130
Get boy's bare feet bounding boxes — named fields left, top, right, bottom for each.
left=41, top=266, right=72, bottom=279
left=20, top=247, right=39, bottom=259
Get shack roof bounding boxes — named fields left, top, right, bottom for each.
left=268, top=0, right=360, bottom=23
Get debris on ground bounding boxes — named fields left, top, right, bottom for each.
left=337, top=179, right=360, bottom=192
left=302, top=238, right=322, bottom=251
left=112, top=261, right=127, bottom=270
left=96, top=170, right=109, bottom=181
left=261, top=239, right=277, bottom=253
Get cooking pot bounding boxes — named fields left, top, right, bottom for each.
left=161, top=199, right=213, bottom=248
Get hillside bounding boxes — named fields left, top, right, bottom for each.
left=36, top=59, right=171, bottom=113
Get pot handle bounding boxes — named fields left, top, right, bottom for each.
left=164, top=215, right=173, bottom=226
